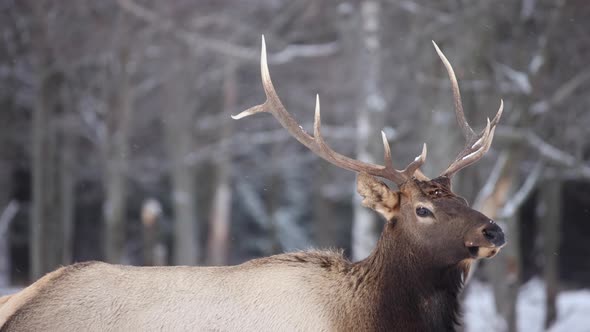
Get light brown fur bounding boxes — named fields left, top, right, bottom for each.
left=0, top=296, right=12, bottom=308
left=0, top=258, right=344, bottom=331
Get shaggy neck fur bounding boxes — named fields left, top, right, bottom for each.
left=348, top=220, right=468, bottom=332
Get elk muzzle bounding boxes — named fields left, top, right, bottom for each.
left=465, top=221, right=506, bottom=259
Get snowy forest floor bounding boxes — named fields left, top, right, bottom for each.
left=464, top=278, right=590, bottom=332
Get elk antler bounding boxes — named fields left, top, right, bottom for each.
left=432, top=41, right=503, bottom=178
left=233, top=36, right=426, bottom=186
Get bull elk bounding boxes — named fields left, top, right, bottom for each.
left=0, top=37, right=505, bottom=331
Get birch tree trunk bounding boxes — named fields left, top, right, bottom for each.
left=30, top=66, right=69, bottom=279
left=103, top=51, right=133, bottom=264
left=351, top=0, right=386, bottom=260
left=0, top=201, right=18, bottom=287
left=60, top=129, right=75, bottom=264
left=0, top=140, right=14, bottom=286
left=163, top=60, right=199, bottom=266
left=540, top=180, right=561, bottom=329
left=483, top=151, right=524, bottom=332
left=491, top=214, right=521, bottom=332
left=29, top=64, right=78, bottom=280
left=207, top=62, right=236, bottom=266
left=313, top=167, right=337, bottom=249
left=169, top=152, right=199, bottom=266
left=61, top=86, right=75, bottom=265
left=30, top=71, right=48, bottom=281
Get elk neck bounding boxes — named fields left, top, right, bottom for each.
left=349, top=220, right=468, bottom=331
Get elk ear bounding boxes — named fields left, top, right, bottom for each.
left=356, top=173, right=400, bottom=221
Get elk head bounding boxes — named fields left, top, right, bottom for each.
left=234, top=37, right=505, bottom=267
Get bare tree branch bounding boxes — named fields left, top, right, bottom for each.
left=235, top=181, right=274, bottom=254
left=416, top=72, right=491, bottom=92
left=499, top=161, right=543, bottom=219
left=185, top=124, right=356, bottom=165
left=388, top=0, right=452, bottom=23
left=530, top=68, right=590, bottom=114
left=116, top=0, right=339, bottom=64
left=495, top=62, right=532, bottom=95
left=235, top=181, right=271, bottom=231
left=413, top=1, right=490, bottom=39
left=496, top=126, right=590, bottom=178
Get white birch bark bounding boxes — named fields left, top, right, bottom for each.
left=352, top=0, right=385, bottom=260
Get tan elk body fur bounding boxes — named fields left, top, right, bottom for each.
left=1, top=257, right=349, bottom=331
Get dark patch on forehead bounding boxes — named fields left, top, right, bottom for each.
left=431, top=176, right=452, bottom=188
left=415, top=177, right=457, bottom=200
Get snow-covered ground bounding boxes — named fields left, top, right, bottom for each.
left=465, top=278, right=590, bottom=332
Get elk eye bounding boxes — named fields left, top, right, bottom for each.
left=416, top=206, right=433, bottom=218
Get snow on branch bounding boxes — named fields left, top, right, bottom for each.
left=473, top=152, right=509, bottom=210
left=499, top=161, right=543, bottom=219
left=270, top=42, right=339, bottom=65
left=0, top=200, right=19, bottom=237
left=116, top=0, right=338, bottom=64
left=495, top=62, right=532, bottom=95
left=530, top=68, right=590, bottom=114
left=389, top=1, right=452, bottom=23
left=184, top=124, right=355, bottom=165
left=496, top=126, right=590, bottom=178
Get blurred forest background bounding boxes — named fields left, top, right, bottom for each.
left=1, top=0, right=589, bottom=331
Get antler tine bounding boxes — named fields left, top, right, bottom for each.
left=490, top=99, right=504, bottom=127
left=401, top=144, right=427, bottom=179
left=233, top=36, right=426, bottom=186
left=381, top=132, right=428, bottom=183
left=413, top=168, right=430, bottom=181
left=381, top=131, right=394, bottom=170
left=232, top=35, right=316, bottom=146
left=314, top=94, right=322, bottom=138
left=432, top=41, right=476, bottom=142
left=441, top=99, right=503, bottom=178
left=432, top=40, right=504, bottom=178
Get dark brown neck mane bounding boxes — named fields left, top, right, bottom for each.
left=351, top=220, right=468, bottom=331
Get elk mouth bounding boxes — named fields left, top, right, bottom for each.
left=467, top=245, right=500, bottom=259
left=467, top=246, right=479, bottom=258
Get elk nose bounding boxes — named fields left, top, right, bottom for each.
left=482, top=222, right=505, bottom=247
